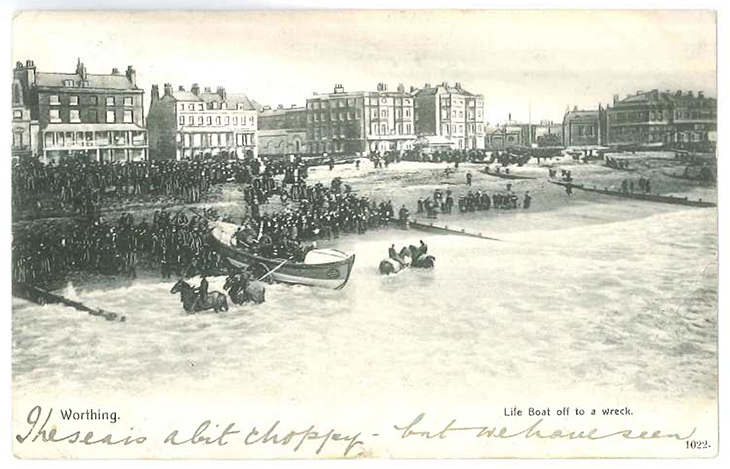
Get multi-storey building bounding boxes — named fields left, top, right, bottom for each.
left=305, top=83, right=416, bottom=156
left=562, top=105, right=607, bottom=147
left=12, top=59, right=148, bottom=163
left=258, top=105, right=308, bottom=156
left=413, top=82, right=486, bottom=150
left=606, top=89, right=717, bottom=147
left=11, top=69, right=38, bottom=160
left=147, top=83, right=258, bottom=160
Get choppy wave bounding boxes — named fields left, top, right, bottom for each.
left=12, top=202, right=717, bottom=404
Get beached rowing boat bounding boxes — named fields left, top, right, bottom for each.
left=207, top=221, right=356, bottom=289
left=548, top=181, right=716, bottom=208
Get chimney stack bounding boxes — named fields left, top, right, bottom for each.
left=698, top=91, right=704, bottom=98
left=163, top=83, right=172, bottom=97
left=397, top=83, right=405, bottom=93
left=191, top=83, right=200, bottom=96
left=76, top=58, right=87, bottom=80
left=613, top=94, right=619, bottom=104
left=687, top=90, right=694, bottom=97
left=217, top=86, right=226, bottom=100
left=676, top=90, right=682, bottom=97
left=151, top=84, right=160, bottom=102
left=125, top=65, right=136, bottom=87
left=111, top=67, right=120, bottom=74
left=178, top=85, right=185, bottom=91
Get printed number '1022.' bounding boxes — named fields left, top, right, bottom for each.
left=686, top=441, right=710, bottom=449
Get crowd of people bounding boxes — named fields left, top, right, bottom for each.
left=11, top=209, right=227, bottom=285
left=232, top=178, right=396, bottom=260
left=621, top=177, right=652, bottom=194
left=415, top=185, right=532, bottom=217
left=11, top=156, right=284, bottom=217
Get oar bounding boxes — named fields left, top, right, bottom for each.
left=257, top=258, right=289, bottom=282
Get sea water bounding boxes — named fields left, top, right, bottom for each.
left=12, top=201, right=717, bottom=406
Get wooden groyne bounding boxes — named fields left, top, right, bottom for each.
left=12, top=282, right=126, bottom=322
left=482, top=169, right=537, bottom=180
left=393, top=219, right=501, bottom=241
left=548, top=181, right=716, bottom=208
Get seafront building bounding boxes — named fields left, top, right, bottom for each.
left=12, top=59, right=148, bottom=163
left=303, top=83, right=416, bottom=156
left=606, top=89, right=717, bottom=147
left=146, top=83, right=259, bottom=160
left=257, top=105, right=308, bottom=157
left=562, top=106, right=607, bottom=147
left=413, top=82, right=486, bottom=151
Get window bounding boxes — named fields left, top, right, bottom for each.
left=13, top=110, right=22, bottom=120
left=398, top=124, right=403, bottom=134
left=347, top=112, right=353, bottom=120
left=406, top=123, right=411, bottom=134
left=216, top=116, right=221, bottom=125
left=180, top=104, right=185, bottom=111
left=180, top=116, right=185, bottom=125
left=206, top=117, right=212, bottom=125
left=70, top=110, right=81, bottom=123
left=225, top=116, right=230, bottom=125
left=124, top=97, right=133, bottom=106
left=63, top=80, right=74, bottom=87
left=188, top=104, right=195, bottom=110
left=188, top=116, right=194, bottom=125
left=184, top=134, right=191, bottom=147
left=69, top=96, right=79, bottom=106
left=339, top=112, right=345, bottom=121
left=236, top=134, right=244, bottom=146
left=90, top=110, right=98, bottom=123
left=50, top=109, right=61, bottom=122
left=106, top=111, right=116, bottom=123
left=124, top=111, right=133, bottom=123
left=381, top=124, right=387, bottom=134
left=198, top=116, right=204, bottom=125
left=198, top=104, right=204, bottom=111
left=249, top=116, right=254, bottom=125
left=88, top=96, right=98, bottom=105
left=50, top=95, right=60, bottom=105
left=405, top=109, right=410, bottom=118
left=106, top=97, right=115, bottom=106
left=381, top=110, right=387, bottom=118
left=233, top=117, right=238, bottom=125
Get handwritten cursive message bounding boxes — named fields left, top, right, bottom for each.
left=15, top=406, right=699, bottom=458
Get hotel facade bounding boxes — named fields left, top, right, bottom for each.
left=146, top=83, right=258, bottom=160
left=12, top=59, right=148, bottom=163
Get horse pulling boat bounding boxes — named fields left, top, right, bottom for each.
left=207, top=221, right=356, bottom=290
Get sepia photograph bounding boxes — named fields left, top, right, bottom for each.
left=8, top=8, right=719, bottom=459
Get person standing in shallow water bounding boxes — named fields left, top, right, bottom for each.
left=466, top=172, right=472, bottom=186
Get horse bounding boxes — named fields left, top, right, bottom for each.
left=170, top=279, right=228, bottom=314
left=224, top=273, right=267, bottom=305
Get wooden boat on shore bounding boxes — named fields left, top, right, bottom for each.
left=207, top=221, right=356, bottom=290
left=482, top=168, right=537, bottom=180
left=548, top=181, right=716, bottom=207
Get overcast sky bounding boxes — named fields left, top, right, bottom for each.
left=12, top=10, right=716, bottom=124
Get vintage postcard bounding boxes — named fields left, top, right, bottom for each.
left=10, top=10, right=718, bottom=459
